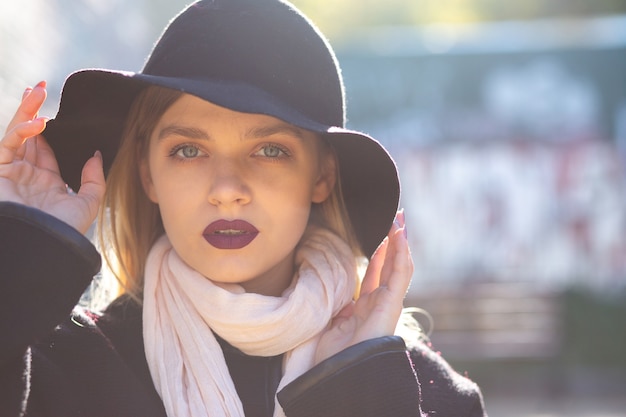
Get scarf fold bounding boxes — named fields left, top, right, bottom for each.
left=143, top=227, right=357, bottom=417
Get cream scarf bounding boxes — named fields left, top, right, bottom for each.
left=143, top=227, right=357, bottom=417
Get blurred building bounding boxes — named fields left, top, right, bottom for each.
left=336, top=15, right=626, bottom=295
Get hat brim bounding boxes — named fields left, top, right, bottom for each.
left=44, top=69, right=399, bottom=257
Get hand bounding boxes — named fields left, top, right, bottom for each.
left=315, top=210, right=413, bottom=364
left=0, top=81, right=106, bottom=234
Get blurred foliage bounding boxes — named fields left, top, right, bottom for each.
left=290, top=0, right=626, bottom=41
left=561, top=287, right=626, bottom=368
left=443, top=287, right=626, bottom=397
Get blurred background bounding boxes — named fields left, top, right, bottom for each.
left=2, top=1, right=625, bottom=415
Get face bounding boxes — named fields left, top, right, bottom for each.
left=140, top=94, right=335, bottom=296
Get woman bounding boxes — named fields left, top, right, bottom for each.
left=0, top=1, right=487, bottom=416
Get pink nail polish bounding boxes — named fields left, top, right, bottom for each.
left=394, top=209, right=404, bottom=226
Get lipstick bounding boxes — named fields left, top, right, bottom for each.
left=203, top=219, right=259, bottom=250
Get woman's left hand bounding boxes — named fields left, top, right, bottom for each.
left=315, top=210, right=413, bottom=364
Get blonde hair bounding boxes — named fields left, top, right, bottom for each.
left=97, top=86, right=362, bottom=303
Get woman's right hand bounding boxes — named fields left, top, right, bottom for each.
left=0, top=81, right=106, bottom=234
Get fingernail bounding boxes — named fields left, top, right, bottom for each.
left=33, top=116, right=49, bottom=127
left=22, top=87, right=33, bottom=101
left=35, top=80, right=47, bottom=89
left=403, top=226, right=408, bottom=239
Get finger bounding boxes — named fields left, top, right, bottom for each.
left=382, top=226, right=413, bottom=299
left=21, top=137, right=38, bottom=163
left=22, top=87, right=33, bottom=102
left=379, top=217, right=402, bottom=285
left=335, top=302, right=354, bottom=320
left=77, top=150, right=106, bottom=210
left=360, top=237, right=388, bottom=297
left=0, top=118, right=47, bottom=164
left=34, top=135, right=61, bottom=174
left=5, top=81, right=47, bottom=134
left=364, top=216, right=401, bottom=295
left=14, top=136, right=28, bottom=161
left=397, top=209, right=406, bottom=229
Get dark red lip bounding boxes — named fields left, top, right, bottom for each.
left=203, top=219, right=259, bottom=250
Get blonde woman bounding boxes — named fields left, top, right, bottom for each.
left=0, top=1, right=486, bottom=416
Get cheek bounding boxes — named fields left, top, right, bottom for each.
left=261, top=173, right=317, bottom=207
left=148, top=171, right=198, bottom=228
left=148, top=155, right=202, bottom=198
left=266, top=181, right=316, bottom=230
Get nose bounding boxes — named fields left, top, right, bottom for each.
left=207, top=157, right=252, bottom=207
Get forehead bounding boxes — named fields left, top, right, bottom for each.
left=153, top=94, right=320, bottom=143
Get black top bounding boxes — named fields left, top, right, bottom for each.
left=0, top=202, right=486, bottom=417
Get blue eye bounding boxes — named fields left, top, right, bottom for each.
left=172, top=144, right=200, bottom=158
left=258, top=144, right=288, bottom=158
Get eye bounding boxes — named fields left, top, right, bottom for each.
left=255, top=144, right=289, bottom=159
left=170, top=144, right=202, bottom=159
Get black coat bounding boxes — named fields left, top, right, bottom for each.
left=0, top=202, right=487, bottom=417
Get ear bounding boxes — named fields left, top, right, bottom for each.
left=139, top=156, right=158, bottom=203
left=312, top=151, right=337, bottom=203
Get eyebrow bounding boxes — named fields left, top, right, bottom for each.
left=156, top=125, right=209, bottom=141
left=156, top=122, right=306, bottom=142
left=244, top=124, right=306, bottom=140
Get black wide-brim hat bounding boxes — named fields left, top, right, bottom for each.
left=43, top=0, right=399, bottom=257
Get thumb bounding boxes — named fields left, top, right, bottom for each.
left=334, top=302, right=354, bottom=320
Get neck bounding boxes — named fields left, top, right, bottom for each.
left=240, top=252, right=296, bottom=296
